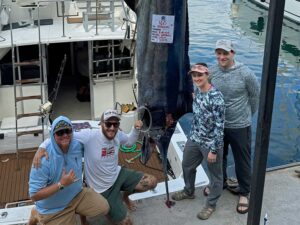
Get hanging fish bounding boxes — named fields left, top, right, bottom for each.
left=124, top=0, right=193, bottom=207
left=124, top=0, right=192, bottom=154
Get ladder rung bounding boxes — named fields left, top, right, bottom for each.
left=17, top=112, right=43, bottom=119
left=14, top=60, right=40, bottom=67
left=16, top=78, right=40, bottom=84
left=16, top=147, right=38, bottom=153
left=16, top=95, right=42, bottom=102
left=86, top=11, right=113, bottom=15
left=17, top=130, right=43, bottom=137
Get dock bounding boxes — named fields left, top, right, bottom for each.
left=128, top=165, right=300, bottom=225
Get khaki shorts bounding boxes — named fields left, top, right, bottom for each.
left=38, top=187, right=109, bottom=225
left=102, top=167, right=143, bottom=222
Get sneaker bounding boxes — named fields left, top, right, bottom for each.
left=171, top=190, right=195, bottom=201
left=197, top=206, right=215, bottom=220
left=227, top=177, right=239, bottom=188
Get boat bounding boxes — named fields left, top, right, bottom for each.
left=251, top=0, right=300, bottom=24
left=0, top=1, right=208, bottom=224
left=231, top=0, right=300, bottom=70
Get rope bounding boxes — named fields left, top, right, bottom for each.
left=120, top=141, right=142, bottom=153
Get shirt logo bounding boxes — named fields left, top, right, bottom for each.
left=101, top=146, right=115, bottom=157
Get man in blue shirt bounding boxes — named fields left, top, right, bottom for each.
left=29, top=116, right=109, bottom=225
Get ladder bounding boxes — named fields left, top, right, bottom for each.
left=8, top=5, right=46, bottom=170
left=82, top=0, right=123, bottom=32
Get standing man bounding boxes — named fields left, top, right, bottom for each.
left=35, top=109, right=157, bottom=225
left=171, top=63, right=225, bottom=220
left=29, top=116, right=109, bottom=225
left=210, top=39, right=260, bottom=214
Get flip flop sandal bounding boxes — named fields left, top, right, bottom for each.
left=203, top=186, right=210, bottom=196
left=236, top=196, right=249, bottom=214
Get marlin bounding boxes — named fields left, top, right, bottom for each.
left=124, top=0, right=193, bottom=207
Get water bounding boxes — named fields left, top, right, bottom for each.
left=187, top=0, right=300, bottom=167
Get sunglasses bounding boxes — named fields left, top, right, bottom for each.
left=55, top=129, right=72, bottom=136
left=104, top=121, right=120, bottom=128
left=191, top=72, right=206, bottom=78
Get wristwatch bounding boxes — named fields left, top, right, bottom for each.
left=58, top=182, right=64, bottom=190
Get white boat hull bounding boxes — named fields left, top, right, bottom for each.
left=252, top=0, right=300, bottom=24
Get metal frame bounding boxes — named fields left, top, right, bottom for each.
left=9, top=2, right=46, bottom=170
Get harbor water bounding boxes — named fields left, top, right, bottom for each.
left=187, top=0, right=300, bottom=167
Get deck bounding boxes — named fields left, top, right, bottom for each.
left=0, top=151, right=35, bottom=208
left=0, top=145, right=165, bottom=208
left=118, top=142, right=165, bottom=183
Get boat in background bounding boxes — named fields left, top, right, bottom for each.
left=251, top=0, right=300, bottom=24
left=231, top=0, right=300, bottom=69
left=0, top=1, right=208, bottom=224
left=0, top=117, right=209, bottom=224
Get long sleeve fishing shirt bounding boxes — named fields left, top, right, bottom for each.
left=189, top=86, right=225, bottom=152
left=210, top=61, right=260, bottom=129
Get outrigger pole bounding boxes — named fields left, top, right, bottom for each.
left=247, top=1, right=286, bottom=225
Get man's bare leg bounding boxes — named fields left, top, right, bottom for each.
left=116, top=212, right=133, bottom=225
left=123, top=192, right=137, bottom=211
left=123, top=174, right=157, bottom=212
left=135, top=174, right=157, bottom=192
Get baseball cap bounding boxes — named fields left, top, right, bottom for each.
left=188, top=64, right=209, bottom=74
left=53, top=120, right=72, bottom=134
left=215, top=39, right=235, bottom=52
left=102, top=109, right=120, bottom=121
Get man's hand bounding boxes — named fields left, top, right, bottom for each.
left=207, top=151, right=217, bottom=163
left=60, top=169, right=79, bottom=186
left=32, top=148, right=48, bottom=168
left=134, top=120, right=143, bottom=130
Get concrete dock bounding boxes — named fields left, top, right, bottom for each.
left=129, top=165, right=300, bottom=225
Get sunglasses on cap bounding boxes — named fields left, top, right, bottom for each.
left=191, top=72, right=206, bottom=78
left=55, top=129, right=72, bottom=136
left=104, top=121, right=120, bottom=128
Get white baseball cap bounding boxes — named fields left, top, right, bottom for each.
left=215, top=39, right=235, bottom=52
left=102, top=109, right=120, bottom=121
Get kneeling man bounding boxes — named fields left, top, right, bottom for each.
left=29, top=116, right=109, bottom=225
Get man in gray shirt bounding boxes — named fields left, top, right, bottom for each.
left=210, top=39, right=260, bottom=214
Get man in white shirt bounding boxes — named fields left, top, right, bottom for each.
left=35, top=109, right=157, bottom=225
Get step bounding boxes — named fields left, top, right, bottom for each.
left=17, top=129, right=43, bottom=137
left=14, top=60, right=40, bottom=67
left=16, top=78, right=40, bottom=84
left=16, top=147, right=38, bottom=153
left=85, top=11, right=113, bottom=15
left=16, top=112, right=43, bottom=119
left=16, top=95, right=42, bottom=102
